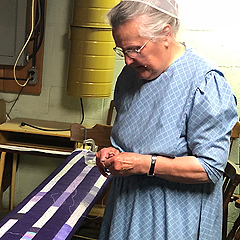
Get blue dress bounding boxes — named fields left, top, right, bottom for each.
left=99, top=47, right=238, bottom=240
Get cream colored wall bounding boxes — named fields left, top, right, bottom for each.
left=178, top=0, right=240, bottom=114
left=1, top=0, right=239, bottom=207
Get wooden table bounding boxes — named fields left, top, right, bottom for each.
left=0, top=118, right=75, bottom=210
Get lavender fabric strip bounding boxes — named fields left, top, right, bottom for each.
left=53, top=224, right=72, bottom=240
left=0, top=150, right=109, bottom=240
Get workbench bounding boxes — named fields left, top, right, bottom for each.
left=0, top=118, right=75, bottom=210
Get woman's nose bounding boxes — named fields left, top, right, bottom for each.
left=124, top=55, right=134, bottom=65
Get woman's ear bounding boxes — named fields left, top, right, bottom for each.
left=162, top=24, right=172, bottom=47
left=162, top=24, right=172, bottom=37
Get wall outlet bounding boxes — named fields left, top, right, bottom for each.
left=28, top=67, right=38, bottom=85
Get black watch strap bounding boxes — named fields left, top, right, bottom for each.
left=147, top=155, right=157, bottom=177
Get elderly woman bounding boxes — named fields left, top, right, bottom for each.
left=96, top=0, right=238, bottom=239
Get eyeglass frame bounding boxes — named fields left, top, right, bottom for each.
left=113, top=38, right=152, bottom=58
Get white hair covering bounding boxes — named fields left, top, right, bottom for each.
left=121, top=0, right=179, bottom=19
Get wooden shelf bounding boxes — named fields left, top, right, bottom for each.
left=0, top=118, right=74, bottom=156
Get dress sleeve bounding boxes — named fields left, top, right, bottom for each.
left=187, top=70, right=238, bottom=183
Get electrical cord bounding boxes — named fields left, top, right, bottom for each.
left=20, top=122, right=70, bottom=132
left=0, top=77, right=30, bottom=81
left=80, top=98, right=84, bottom=124
left=19, top=99, right=85, bottom=131
left=31, top=0, right=42, bottom=66
left=34, top=0, right=41, bottom=29
left=7, top=87, right=24, bottom=119
left=29, top=0, right=45, bottom=62
left=13, top=0, right=35, bottom=87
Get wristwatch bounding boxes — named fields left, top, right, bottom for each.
left=147, top=155, right=157, bottom=177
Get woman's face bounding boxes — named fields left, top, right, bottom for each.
left=112, top=18, right=172, bottom=80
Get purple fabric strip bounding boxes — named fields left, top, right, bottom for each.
left=91, top=185, right=99, bottom=194
left=21, top=227, right=40, bottom=240
left=12, top=213, right=25, bottom=220
left=84, top=193, right=95, bottom=205
left=35, top=192, right=46, bottom=197
left=0, top=150, right=109, bottom=240
left=52, top=166, right=92, bottom=207
left=53, top=192, right=69, bottom=208
left=53, top=224, right=72, bottom=240
left=21, top=231, right=36, bottom=240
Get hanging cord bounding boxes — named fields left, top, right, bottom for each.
left=29, top=0, right=45, bottom=62
left=80, top=98, right=85, bottom=124
left=7, top=87, right=24, bottom=119
left=13, top=0, right=35, bottom=87
left=31, top=0, right=40, bottom=67
left=34, top=0, right=41, bottom=29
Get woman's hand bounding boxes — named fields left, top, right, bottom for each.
left=96, top=147, right=120, bottom=177
left=98, top=151, right=150, bottom=177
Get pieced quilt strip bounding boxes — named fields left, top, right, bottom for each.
left=0, top=149, right=109, bottom=240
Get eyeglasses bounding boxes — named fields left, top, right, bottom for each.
left=113, top=39, right=151, bottom=58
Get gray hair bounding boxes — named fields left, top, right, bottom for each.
left=107, top=1, right=180, bottom=40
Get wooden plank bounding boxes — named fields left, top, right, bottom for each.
left=0, top=118, right=75, bottom=155
left=0, top=66, right=4, bottom=91
left=70, top=123, right=112, bottom=149
left=0, top=100, right=6, bottom=124
left=0, top=118, right=71, bottom=137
